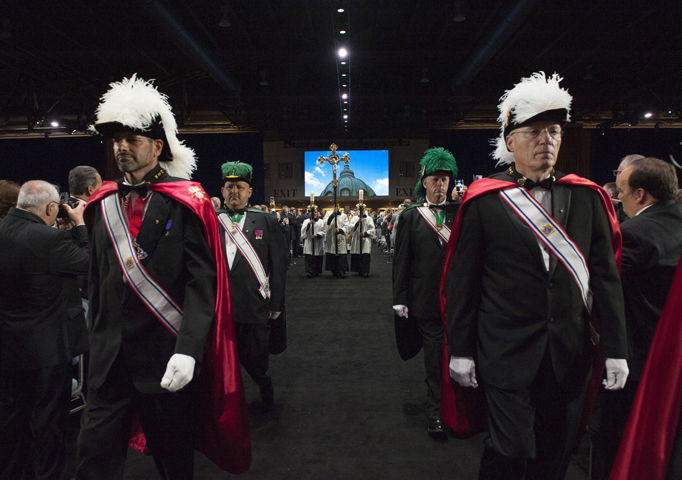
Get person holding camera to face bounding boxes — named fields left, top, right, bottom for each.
left=0, top=180, right=89, bottom=480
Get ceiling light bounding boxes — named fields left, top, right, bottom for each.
left=338, top=48, right=348, bottom=58
left=644, top=112, right=653, bottom=118
left=338, top=8, right=345, bottom=13
left=342, top=93, right=348, bottom=99
left=344, top=115, right=348, bottom=119
left=51, top=121, right=60, bottom=127
left=342, top=84, right=347, bottom=87
left=341, top=73, right=347, bottom=77
left=340, top=30, right=346, bottom=34
left=343, top=101, right=348, bottom=104
left=453, top=12, right=466, bottom=22
left=219, top=7, right=231, bottom=27
left=341, top=61, right=346, bottom=65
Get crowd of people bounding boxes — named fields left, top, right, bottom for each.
left=1, top=71, right=681, bottom=480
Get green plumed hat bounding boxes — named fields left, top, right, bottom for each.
left=221, top=161, right=253, bottom=185
left=414, top=147, right=458, bottom=200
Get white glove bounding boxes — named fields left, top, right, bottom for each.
left=604, top=358, right=629, bottom=390
left=392, top=305, right=408, bottom=318
left=160, top=353, right=196, bottom=392
left=269, top=311, right=281, bottom=320
left=449, top=356, right=478, bottom=388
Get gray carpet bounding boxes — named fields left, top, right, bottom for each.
left=68, top=243, right=590, bottom=479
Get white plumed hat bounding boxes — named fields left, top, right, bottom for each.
left=90, top=74, right=197, bottom=179
left=491, top=72, right=572, bottom=166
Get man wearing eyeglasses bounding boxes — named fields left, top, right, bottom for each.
left=0, top=180, right=88, bottom=480
left=441, top=73, right=628, bottom=480
left=611, top=154, right=645, bottom=223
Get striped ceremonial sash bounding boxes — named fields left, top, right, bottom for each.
left=416, top=206, right=451, bottom=243
left=218, top=213, right=270, bottom=300
left=500, top=187, right=593, bottom=313
left=101, top=195, right=182, bottom=336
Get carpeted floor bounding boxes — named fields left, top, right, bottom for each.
left=66, top=243, right=591, bottom=479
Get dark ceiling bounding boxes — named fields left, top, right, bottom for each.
left=0, top=0, right=680, bottom=141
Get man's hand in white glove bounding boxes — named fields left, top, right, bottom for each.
left=392, top=305, right=408, bottom=318
left=160, top=353, right=196, bottom=392
left=269, top=311, right=281, bottom=320
left=449, top=356, right=478, bottom=388
left=603, top=358, right=629, bottom=390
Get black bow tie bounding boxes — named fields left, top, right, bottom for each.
left=226, top=208, right=245, bottom=216
left=427, top=203, right=444, bottom=210
left=520, top=176, right=554, bottom=191
left=118, top=183, right=149, bottom=197
left=508, top=164, right=555, bottom=191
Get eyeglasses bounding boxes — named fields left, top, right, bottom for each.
left=509, top=127, right=563, bottom=140
left=613, top=169, right=622, bottom=177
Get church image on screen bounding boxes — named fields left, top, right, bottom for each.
left=305, top=150, right=389, bottom=197
left=320, top=164, right=375, bottom=196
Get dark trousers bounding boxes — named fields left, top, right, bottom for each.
left=234, top=323, right=272, bottom=393
left=293, top=229, right=302, bottom=256
left=0, top=363, right=71, bottom=480
left=325, top=253, right=348, bottom=275
left=414, top=316, right=443, bottom=421
left=305, top=254, right=323, bottom=276
left=589, top=379, right=639, bottom=480
left=77, top=358, right=197, bottom=480
left=350, top=253, right=371, bottom=275
left=479, top=350, right=587, bottom=480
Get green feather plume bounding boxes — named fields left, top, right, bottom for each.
left=414, top=148, right=458, bottom=200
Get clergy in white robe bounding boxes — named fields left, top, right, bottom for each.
left=323, top=207, right=349, bottom=278
left=300, top=213, right=325, bottom=277
left=350, top=212, right=375, bottom=277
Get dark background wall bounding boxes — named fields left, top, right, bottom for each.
left=1, top=129, right=679, bottom=202
left=0, top=132, right=265, bottom=203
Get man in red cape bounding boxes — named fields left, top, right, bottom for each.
left=77, top=76, right=250, bottom=479
left=439, top=72, right=628, bottom=480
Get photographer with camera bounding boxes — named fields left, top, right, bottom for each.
left=0, top=180, right=89, bottom=480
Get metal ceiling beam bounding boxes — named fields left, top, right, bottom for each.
left=451, top=0, right=540, bottom=90
left=140, top=0, right=241, bottom=95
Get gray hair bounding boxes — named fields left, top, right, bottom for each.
left=16, top=180, right=60, bottom=214
left=68, top=165, right=100, bottom=195
left=620, top=154, right=645, bottom=170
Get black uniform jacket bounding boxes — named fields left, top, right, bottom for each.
left=445, top=170, right=627, bottom=391
left=620, top=199, right=682, bottom=380
left=0, top=207, right=89, bottom=369
left=86, top=166, right=217, bottom=394
left=393, top=202, right=459, bottom=320
left=218, top=208, right=287, bottom=325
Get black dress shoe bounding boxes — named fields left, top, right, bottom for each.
left=427, top=419, right=447, bottom=440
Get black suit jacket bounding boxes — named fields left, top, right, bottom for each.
left=620, top=200, right=682, bottom=380
left=0, top=208, right=89, bottom=369
left=445, top=170, right=627, bottom=391
left=392, top=202, right=459, bottom=320
left=219, top=208, right=287, bottom=325
left=86, top=166, right=217, bottom=394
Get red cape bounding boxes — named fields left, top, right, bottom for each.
left=87, top=181, right=251, bottom=474
left=438, top=174, right=622, bottom=438
left=609, top=252, right=682, bottom=479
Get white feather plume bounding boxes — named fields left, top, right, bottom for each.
left=491, top=72, right=572, bottom=166
left=90, top=74, right=197, bottom=179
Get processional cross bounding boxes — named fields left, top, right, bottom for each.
left=317, top=143, right=350, bottom=188
left=317, top=143, right=350, bottom=254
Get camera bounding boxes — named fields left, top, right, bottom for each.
left=56, top=192, right=79, bottom=219
left=455, top=180, right=464, bottom=194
